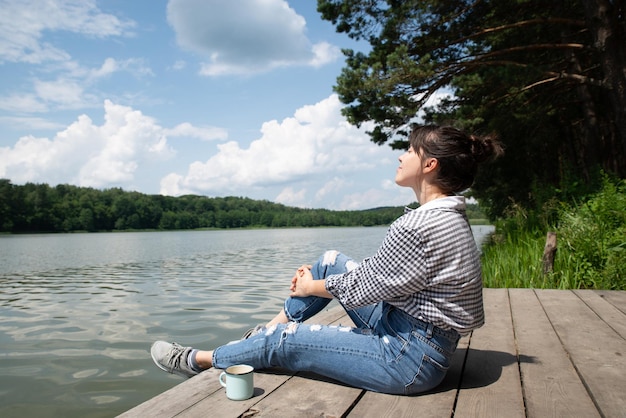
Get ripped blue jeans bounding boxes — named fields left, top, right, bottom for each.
left=212, top=251, right=460, bottom=395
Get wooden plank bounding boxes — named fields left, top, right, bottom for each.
left=576, top=290, right=626, bottom=339
left=454, top=288, right=525, bottom=418
left=117, top=370, right=219, bottom=417
left=592, top=290, right=626, bottom=316
left=177, top=369, right=293, bottom=418
left=240, top=374, right=362, bottom=417
left=118, top=358, right=291, bottom=418
left=508, top=289, right=600, bottom=417
left=537, top=289, right=626, bottom=418
left=347, top=336, right=470, bottom=418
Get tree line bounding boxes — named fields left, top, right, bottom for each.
left=0, top=180, right=487, bottom=233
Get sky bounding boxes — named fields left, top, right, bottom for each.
left=0, top=0, right=425, bottom=210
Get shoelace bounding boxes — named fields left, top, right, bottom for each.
left=165, top=343, right=186, bottom=372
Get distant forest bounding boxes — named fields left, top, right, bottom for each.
left=0, top=180, right=488, bottom=233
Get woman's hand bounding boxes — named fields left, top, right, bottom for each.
left=290, top=265, right=313, bottom=297
left=290, top=264, right=333, bottom=299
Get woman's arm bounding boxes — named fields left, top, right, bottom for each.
left=325, top=222, right=428, bottom=309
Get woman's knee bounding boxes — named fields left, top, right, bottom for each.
left=315, top=250, right=358, bottom=277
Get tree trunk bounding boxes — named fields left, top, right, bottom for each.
left=542, top=232, right=558, bottom=275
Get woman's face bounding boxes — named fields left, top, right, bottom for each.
left=395, top=145, right=424, bottom=188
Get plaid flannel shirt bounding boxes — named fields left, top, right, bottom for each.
left=325, top=196, right=484, bottom=335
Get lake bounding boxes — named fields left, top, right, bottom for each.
left=0, top=225, right=494, bottom=417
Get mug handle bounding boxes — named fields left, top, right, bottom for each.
left=219, top=372, right=227, bottom=388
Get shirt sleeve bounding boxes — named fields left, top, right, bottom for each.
left=325, top=219, right=430, bottom=309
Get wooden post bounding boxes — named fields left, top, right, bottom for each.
left=542, top=232, right=557, bottom=274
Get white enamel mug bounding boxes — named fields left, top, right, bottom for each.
left=219, top=364, right=254, bottom=401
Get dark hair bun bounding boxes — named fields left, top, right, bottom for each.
left=469, top=133, right=504, bottom=164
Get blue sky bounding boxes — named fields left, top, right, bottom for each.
left=0, top=0, right=426, bottom=210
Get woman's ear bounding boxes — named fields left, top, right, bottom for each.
left=424, top=157, right=439, bottom=172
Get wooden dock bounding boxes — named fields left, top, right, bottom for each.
left=120, top=289, right=626, bottom=417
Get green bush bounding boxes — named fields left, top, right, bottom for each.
left=556, top=176, right=626, bottom=289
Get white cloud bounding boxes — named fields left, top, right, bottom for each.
left=0, top=0, right=149, bottom=115
left=0, top=0, right=135, bottom=64
left=275, top=187, right=307, bottom=207
left=159, top=173, right=186, bottom=196
left=171, top=60, right=187, bottom=71
left=0, top=94, right=48, bottom=113
left=413, top=88, right=456, bottom=122
left=89, top=57, right=119, bottom=79
left=0, top=56, right=154, bottom=115
left=34, top=79, right=88, bottom=108
left=87, top=58, right=153, bottom=81
left=159, top=94, right=407, bottom=209
left=166, top=0, right=340, bottom=76
left=309, top=42, right=340, bottom=68
left=0, top=116, right=65, bottom=131
left=0, top=100, right=215, bottom=189
left=315, top=177, right=350, bottom=201
left=165, top=122, right=228, bottom=142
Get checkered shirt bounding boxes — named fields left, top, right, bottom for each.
left=325, top=196, right=485, bottom=335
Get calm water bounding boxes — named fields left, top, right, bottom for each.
left=0, top=225, right=494, bottom=417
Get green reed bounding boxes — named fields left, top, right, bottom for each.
left=481, top=176, right=626, bottom=290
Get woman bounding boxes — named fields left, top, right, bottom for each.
left=151, top=124, right=503, bottom=395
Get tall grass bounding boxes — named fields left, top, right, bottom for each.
left=481, top=176, right=626, bottom=290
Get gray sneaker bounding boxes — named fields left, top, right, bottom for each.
left=241, top=324, right=265, bottom=339
left=150, top=341, right=199, bottom=378
left=224, top=324, right=266, bottom=346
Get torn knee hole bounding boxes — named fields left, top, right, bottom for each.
left=322, top=250, right=340, bottom=266
left=285, top=322, right=298, bottom=334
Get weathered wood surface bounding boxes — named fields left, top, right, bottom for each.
left=119, top=289, right=626, bottom=418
